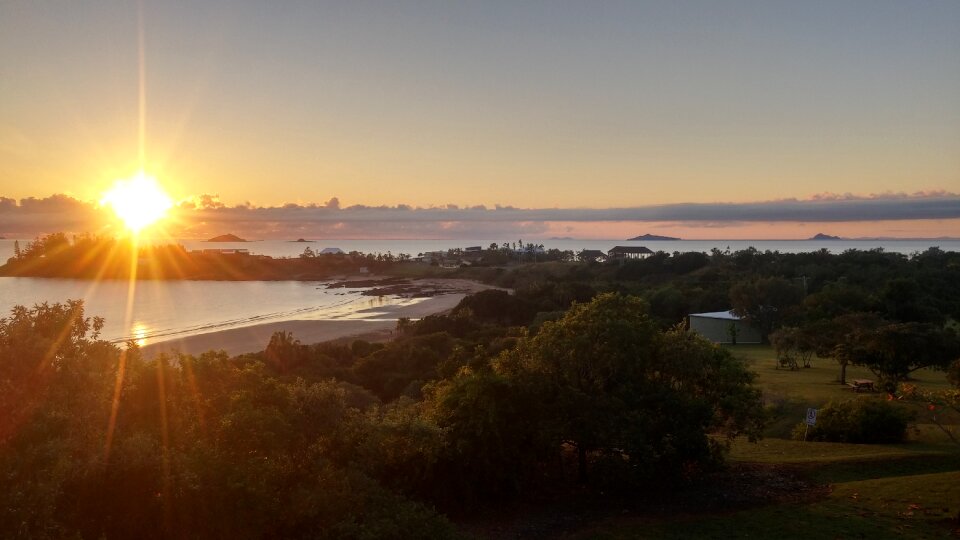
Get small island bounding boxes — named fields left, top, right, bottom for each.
left=207, top=233, right=248, bottom=242
left=810, top=233, right=843, bottom=240
left=627, top=233, right=680, bottom=241
left=290, top=238, right=314, bottom=242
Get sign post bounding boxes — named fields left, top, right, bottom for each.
left=804, top=408, right=818, bottom=441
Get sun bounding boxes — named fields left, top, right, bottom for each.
left=101, top=172, right=173, bottom=233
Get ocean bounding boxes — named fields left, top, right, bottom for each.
left=1, top=237, right=956, bottom=348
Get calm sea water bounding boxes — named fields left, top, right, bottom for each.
left=0, top=277, right=419, bottom=346
left=1, top=237, right=956, bottom=346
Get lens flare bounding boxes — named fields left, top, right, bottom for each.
left=101, top=172, right=173, bottom=233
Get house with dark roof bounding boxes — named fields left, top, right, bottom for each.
left=607, top=246, right=653, bottom=260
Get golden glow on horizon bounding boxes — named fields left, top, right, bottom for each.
left=100, top=172, right=173, bottom=233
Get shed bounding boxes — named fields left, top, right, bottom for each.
left=688, top=310, right=761, bottom=344
left=319, top=247, right=345, bottom=255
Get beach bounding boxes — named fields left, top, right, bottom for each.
left=139, top=278, right=493, bottom=357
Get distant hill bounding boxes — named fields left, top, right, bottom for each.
left=627, top=234, right=680, bottom=241
left=810, top=233, right=843, bottom=240
left=207, top=234, right=248, bottom=242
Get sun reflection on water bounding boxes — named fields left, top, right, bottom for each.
left=131, top=322, right=148, bottom=347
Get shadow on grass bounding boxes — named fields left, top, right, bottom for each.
left=582, top=501, right=956, bottom=540
left=803, top=453, right=960, bottom=484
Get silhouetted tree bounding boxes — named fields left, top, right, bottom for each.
left=730, top=277, right=803, bottom=342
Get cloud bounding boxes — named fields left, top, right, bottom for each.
left=807, top=189, right=955, bottom=201
left=1, top=191, right=958, bottom=239
left=184, top=192, right=960, bottom=224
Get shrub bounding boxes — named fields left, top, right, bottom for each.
left=792, top=398, right=914, bottom=444
left=947, top=358, right=960, bottom=388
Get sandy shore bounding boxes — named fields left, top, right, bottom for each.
left=140, top=278, right=494, bottom=358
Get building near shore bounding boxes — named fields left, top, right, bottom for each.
left=607, top=246, right=653, bottom=260
left=578, top=249, right=606, bottom=262
left=688, top=310, right=761, bottom=344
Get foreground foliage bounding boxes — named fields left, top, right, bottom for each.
left=0, top=294, right=767, bottom=538
left=0, top=302, right=456, bottom=539
left=432, top=294, right=765, bottom=495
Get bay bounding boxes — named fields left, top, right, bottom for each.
left=0, top=277, right=418, bottom=347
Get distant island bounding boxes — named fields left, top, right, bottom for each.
left=627, top=234, right=680, bottom=241
left=207, top=234, right=248, bottom=242
left=810, top=233, right=843, bottom=240
left=290, top=238, right=315, bottom=243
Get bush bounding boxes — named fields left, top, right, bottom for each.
left=792, top=398, right=914, bottom=444
left=948, top=358, right=960, bottom=388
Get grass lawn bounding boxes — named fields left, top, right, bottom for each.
left=581, top=469, right=960, bottom=539
left=727, top=344, right=952, bottom=404
left=727, top=345, right=957, bottom=443
left=575, top=346, right=960, bottom=539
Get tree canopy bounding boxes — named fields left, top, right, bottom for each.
left=438, top=293, right=764, bottom=492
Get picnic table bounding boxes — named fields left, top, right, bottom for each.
left=847, top=379, right=875, bottom=392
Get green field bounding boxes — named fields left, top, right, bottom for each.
left=579, top=346, right=960, bottom=540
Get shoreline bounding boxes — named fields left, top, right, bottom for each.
left=139, top=278, right=494, bottom=357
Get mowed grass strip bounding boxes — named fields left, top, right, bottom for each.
left=727, top=437, right=952, bottom=464
left=580, top=470, right=959, bottom=539
left=574, top=346, right=960, bottom=539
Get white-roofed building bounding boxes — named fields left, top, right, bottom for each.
left=688, top=310, right=761, bottom=344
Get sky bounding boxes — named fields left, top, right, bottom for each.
left=1, top=1, right=959, bottom=239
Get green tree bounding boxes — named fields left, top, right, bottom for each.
left=264, top=330, right=304, bottom=373
left=770, top=326, right=816, bottom=370
left=730, top=277, right=803, bottom=342
left=427, top=369, right=550, bottom=499
left=881, top=277, right=942, bottom=324
left=727, top=322, right=740, bottom=346
left=494, top=293, right=763, bottom=486
left=846, top=322, right=960, bottom=392
left=804, top=313, right=884, bottom=385
left=802, top=281, right=874, bottom=320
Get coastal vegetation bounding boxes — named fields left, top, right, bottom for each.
left=1, top=234, right=387, bottom=280
left=1, top=294, right=767, bottom=538
left=2, top=235, right=959, bottom=537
